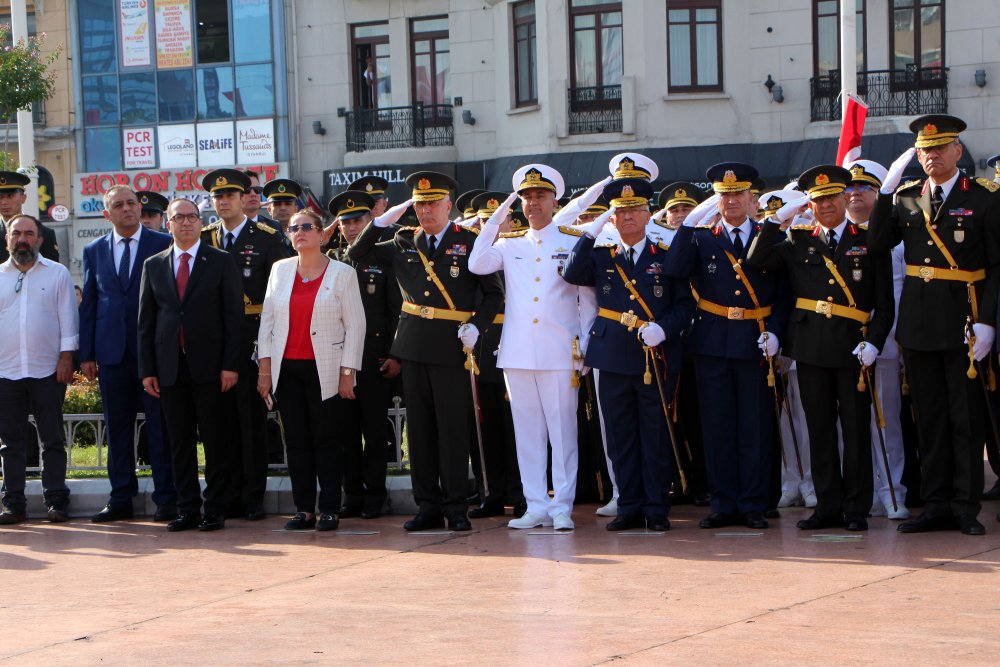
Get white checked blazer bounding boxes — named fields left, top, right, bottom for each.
left=258, top=257, right=366, bottom=401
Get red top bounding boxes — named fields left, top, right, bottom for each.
left=283, top=266, right=326, bottom=360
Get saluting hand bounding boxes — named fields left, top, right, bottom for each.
left=881, top=148, right=917, bottom=195
left=682, top=194, right=720, bottom=228
left=373, top=198, right=414, bottom=228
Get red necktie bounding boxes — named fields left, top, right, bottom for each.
left=177, top=252, right=190, bottom=351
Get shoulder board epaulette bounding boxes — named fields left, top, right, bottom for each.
left=499, top=229, right=529, bottom=238
left=789, top=224, right=816, bottom=231
left=595, top=242, right=615, bottom=249
left=975, top=177, right=1000, bottom=193
left=896, top=179, right=922, bottom=192
left=203, top=222, right=221, bottom=231
left=255, top=222, right=277, bottom=234
left=558, top=225, right=584, bottom=237
left=858, top=221, right=869, bottom=231
left=465, top=226, right=481, bottom=235
left=694, top=222, right=714, bottom=229
left=657, top=241, right=670, bottom=251
left=397, top=226, right=418, bottom=232
left=652, top=218, right=670, bottom=229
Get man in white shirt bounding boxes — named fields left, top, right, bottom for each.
left=0, top=215, right=78, bottom=524
left=468, top=164, right=599, bottom=531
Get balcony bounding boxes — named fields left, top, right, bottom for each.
left=344, top=103, right=453, bottom=153
left=567, top=84, right=622, bottom=135
left=810, top=66, right=949, bottom=122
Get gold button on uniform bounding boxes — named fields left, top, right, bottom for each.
left=828, top=279, right=835, bottom=285
left=535, top=277, right=540, bottom=282
left=533, top=318, right=539, bottom=324
left=924, top=258, right=931, bottom=263
left=927, top=240, right=933, bottom=246
left=735, top=290, right=741, bottom=295
left=536, top=257, right=541, bottom=262
left=424, top=291, right=430, bottom=297
left=533, top=297, right=539, bottom=302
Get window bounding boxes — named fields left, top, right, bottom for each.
left=813, top=0, right=866, bottom=76
left=196, top=0, right=230, bottom=65
left=891, top=0, right=943, bottom=70
left=570, top=1, right=622, bottom=90
left=411, top=17, right=450, bottom=110
left=351, top=22, right=392, bottom=110
left=666, top=0, right=721, bottom=92
left=513, top=1, right=537, bottom=106
left=79, top=0, right=116, bottom=75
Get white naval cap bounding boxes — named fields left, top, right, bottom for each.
left=512, top=163, right=565, bottom=199
left=608, top=152, right=659, bottom=182
left=844, top=159, right=888, bottom=188
left=758, top=189, right=804, bottom=216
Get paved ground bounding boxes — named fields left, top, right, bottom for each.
left=2, top=499, right=999, bottom=666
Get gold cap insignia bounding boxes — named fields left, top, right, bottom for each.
left=850, top=165, right=864, bottom=178
left=365, top=183, right=374, bottom=192
left=140, top=196, right=149, bottom=204
left=815, top=173, right=830, bottom=186
left=621, top=185, right=635, bottom=198
left=722, top=170, right=737, bottom=184
left=346, top=199, right=355, bottom=209
left=278, top=184, right=286, bottom=193
left=417, top=178, right=431, bottom=190
left=675, top=188, right=687, bottom=199
left=216, top=176, right=228, bottom=187
left=486, top=198, right=499, bottom=209
left=620, top=157, right=634, bottom=171
left=526, top=170, right=541, bottom=182
left=923, top=123, right=938, bottom=136
left=767, top=198, right=784, bottom=212
left=0, top=177, right=6, bottom=185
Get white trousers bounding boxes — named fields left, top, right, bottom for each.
left=592, top=369, right=619, bottom=499
left=778, top=368, right=815, bottom=497
left=503, top=369, right=579, bottom=518
left=869, top=356, right=907, bottom=508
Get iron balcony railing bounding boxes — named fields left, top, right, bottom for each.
left=344, top=103, right=454, bottom=152
left=810, top=65, right=949, bottom=122
left=568, top=84, right=622, bottom=135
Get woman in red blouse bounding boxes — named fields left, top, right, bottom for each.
left=257, top=210, right=366, bottom=531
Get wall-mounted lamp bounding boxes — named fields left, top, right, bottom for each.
left=764, top=74, right=783, bottom=103
left=462, top=109, right=476, bottom=126
left=975, top=69, right=987, bottom=88
left=312, top=120, right=327, bottom=136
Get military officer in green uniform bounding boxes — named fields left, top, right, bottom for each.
left=136, top=191, right=169, bottom=232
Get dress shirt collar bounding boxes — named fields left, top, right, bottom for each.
left=618, top=238, right=646, bottom=261
left=821, top=219, right=849, bottom=244
left=112, top=225, right=142, bottom=246
left=928, top=169, right=961, bottom=201
left=0, top=254, right=54, bottom=274
left=173, top=240, right=201, bottom=263
left=221, top=217, right=248, bottom=242
left=721, top=217, right=752, bottom=238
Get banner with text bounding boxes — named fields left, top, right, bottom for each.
left=154, top=0, right=192, bottom=68
left=120, top=0, right=151, bottom=67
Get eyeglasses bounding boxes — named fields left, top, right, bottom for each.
left=248, top=186, right=264, bottom=195
left=844, top=185, right=875, bottom=195
left=169, top=213, right=202, bottom=224
left=288, top=222, right=318, bottom=233
left=14, top=272, right=24, bottom=294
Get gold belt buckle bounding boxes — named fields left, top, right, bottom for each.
left=619, top=312, right=639, bottom=329
left=727, top=306, right=745, bottom=320
left=419, top=306, right=434, bottom=319
left=814, top=301, right=833, bottom=318
left=918, top=266, right=935, bottom=282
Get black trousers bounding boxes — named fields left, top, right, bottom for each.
left=276, top=359, right=343, bottom=514
left=402, top=360, right=472, bottom=516
left=902, top=347, right=985, bottom=517
left=796, top=363, right=873, bottom=518
left=339, top=369, right=391, bottom=512
left=473, top=380, right=524, bottom=506
left=159, top=354, right=231, bottom=515
left=224, top=352, right=269, bottom=509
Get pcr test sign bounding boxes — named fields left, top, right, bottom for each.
left=124, top=127, right=156, bottom=169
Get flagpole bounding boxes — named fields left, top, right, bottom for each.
left=840, top=0, right=857, bottom=120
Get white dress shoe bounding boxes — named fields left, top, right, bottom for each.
left=803, top=492, right=818, bottom=508
left=552, top=513, right=575, bottom=531
left=777, top=492, right=803, bottom=508
left=886, top=504, right=910, bottom=520
left=595, top=498, right=618, bottom=517
left=508, top=512, right=553, bottom=529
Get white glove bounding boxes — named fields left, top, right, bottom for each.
left=774, top=194, right=811, bottom=224
left=581, top=207, right=616, bottom=239
left=484, top=192, right=519, bottom=227
left=651, top=207, right=668, bottom=222
left=682, top=194, right=720, bottom=228
left=639, top=322, right=666, bottom=347
left=373, top=198, right=413, bottom=228
left=880, top=148, right=916, bottom=195
left=458, top=323, right=480, bottom=349
left=968, top=323, right=996, bottom=362
left=852, top=342, right=879, bottom=368
left=552, top=176, right=613, bottom=226
left=757, top=332, right=779, bottom=357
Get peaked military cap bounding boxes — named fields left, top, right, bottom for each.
left=512, top=164, right=565, bottom=198
left=348, top=175, right=388, bottom=199
left=658, top=182, right=706, bottom=210
left=455, top=189, right=486, bottom=218
left=604, top=178, right=653, bottom=209
left=328, top=190, right=375, bottom=220
left=758, top=189, right=802, bottom=216
left=707, top=162, right=759, bottom=194
left=844, top=160, right=888, bottom=188
left=986, top=154, right=1000, bottom=180
left=405, top=171, right=457, bottom=202
left=0, top=171, right=30, bottom=191
left=910, top=114, right=967, bottom=149
left=263, top=178, right=302, bottom=201
left=135, top=190, right=169, bottom=214
left=202, top=168, right=251, bottom=194
left=608, top=152, right=659, bottom=182
left=470, top=191, right=510, bottom=220
left=797, top=165, right=852, bottom=199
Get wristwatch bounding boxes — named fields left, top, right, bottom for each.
left=341, top=368, right=356, bottom=376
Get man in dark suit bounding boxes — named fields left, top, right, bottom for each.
left=0, top=171, right=59, bottom=263
left=348, top=171, right=504, bottom=531
left=201, top=169, right=291, bottom=521
left=749, top=166, right=895, bottom=531
left=867, top=114, right=1000, bottom=536
left=563, top=178, right=695, bottom=531
left=81, top=185, right=176, bottom=522
left=138, top=197, right=244, bottom=532
left=327, top=190, right=402, bottom=519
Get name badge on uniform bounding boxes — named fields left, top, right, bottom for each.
left=450, top=265, right=460, bottom=278
left=955, top=230, right=965, bottom=243
left=852, top=269, right=863, bottom=282
left=653, top=285, right=664, bottom=298
left=367, top=283, right=376, bottom=294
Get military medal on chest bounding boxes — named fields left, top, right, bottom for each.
left=450, top=265, right=460, bottom=278
left=653, top=285, right=663, bottom=298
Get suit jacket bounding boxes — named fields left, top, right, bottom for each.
left=867, top=173, right=1000, bottom=351
left=257, top=257, right=366, bottom=401
left=137, top=244, right=244, bottom=386
left=0, top=218, right=60, bottom=263
left=660, top=220, right=792, bottom=361
left=748, top=220, right=894, bottom=368
left=79, top=227, right=172, bottom=365
left=348, top=221, right=504, bottom=367
left=563, top=235, right=695, bottom=374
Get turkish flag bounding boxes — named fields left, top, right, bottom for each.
left=836, top=93, right=869, bottom=167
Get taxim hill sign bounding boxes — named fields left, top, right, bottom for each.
left=72, top=163, right=288, bottom=217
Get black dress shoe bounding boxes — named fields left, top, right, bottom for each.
left=844, top=515, right=869, bottom=531
left=360, top=509, right=382, bottom=519
left=91, top=503, right=133, bottom=523
left=957, top=514, right=986, bottom=536
left=339, top=505, right=363, bottom=519
left=167, top=513, right=201, bottom=532
left=403, top=512, right=445, bottom=531
left=316, top=514, right=339, bottom=531
left=198, top=513, right=225, bottom=531
left=447, top=513, right=472, bottom=531
left=699, top=512, right=742, bottom=529
left=46, top=506, right=70, bottom=523
left=693, top=493, right=712, bottom=507
left=764, top=508, right=781, bottom=520
left=897, top=512, right=954, bottom=534
left=606, top=514, right=647, bottom=531
left=646, top=516, right=671, bottom=532
left=245, top=505, right=266, bottom=521
left=0, top=510, right=26, bottom=525
left=468, top=503, right=505, bottom=519
left=512, top=501, right=528, bottom=518
left=284, top=512, right=316, bottom=530
left=981, top=479, right=1000, bottom=501
left=744, top=511, right=769, bottom=529
left=796, top=513, right=843, bottom=530
left=154, top=504, right=178, bottom=522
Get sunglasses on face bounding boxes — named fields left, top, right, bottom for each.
left=288, top=222, right=318, bottom=233
left=248, top=186, right=264, bottom=195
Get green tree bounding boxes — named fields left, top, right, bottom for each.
left=0, top=24, right=61, bottom=166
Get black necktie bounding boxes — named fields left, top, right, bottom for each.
left=732, top=228, right=744, bottom=255
left=828, top=229, right=838, bottom=253
left=427, top=235, right=437, bottom=256
left=626, top=247, right=635, bottom=270
left=932, top=185, right=944, bottom=217
left=118, top=238, right=132, bottom=285
left=225, top=231, right=235, bottom=250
